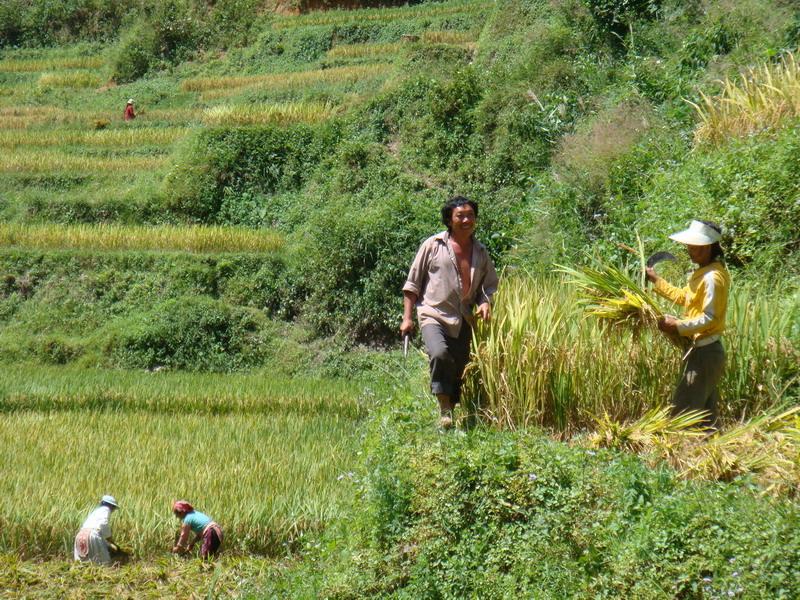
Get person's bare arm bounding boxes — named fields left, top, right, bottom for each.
left=400, top=291, right=417, bottom=336
left=172, top=523, right=192, bottom=553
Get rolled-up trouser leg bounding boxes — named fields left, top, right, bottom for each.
left=421, top=322, right=472, bottom=404
left=671, top=341, right=725, bottom=428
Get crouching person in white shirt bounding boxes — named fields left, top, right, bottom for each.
left=74, top=495, right=119, bottom=565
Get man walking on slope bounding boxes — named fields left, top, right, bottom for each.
left=401, top=196, right=499, bottom=429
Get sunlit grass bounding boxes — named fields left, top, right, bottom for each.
left=0, top=56, right=104, bottom=73
left=0, top=127, right=188, bottom=149
left=0, top=223, right=285, bottom=253
left=202, top=101, right=336, bottom=126
left=271, top=0, right=492, bottom=29
left=690, top=50, right=800, bottom=146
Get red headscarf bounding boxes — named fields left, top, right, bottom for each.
left=172, top=500, right=194, bottom=514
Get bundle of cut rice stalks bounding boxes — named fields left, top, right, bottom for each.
left=675, top=406, right=800, bottom=495
left=588, top=405, right=800, bottom=496
left=557, top=241, right=683, bottom=347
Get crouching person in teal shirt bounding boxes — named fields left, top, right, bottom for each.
left=171, top=500, right=223, bottom=559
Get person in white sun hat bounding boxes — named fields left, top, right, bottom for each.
left=74, top=494, right=120, bottom=565
left=124, top=98, right=136, bottom=121
left=645, top=220, right=731, bottom=429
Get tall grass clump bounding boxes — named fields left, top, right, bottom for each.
left=0, top=223, right=284, bottom=253
left=465, top=276, right=798, bottom=432
left=202, top=102, right=335, bottom=126
left=690, top=50, right=800, bottom=146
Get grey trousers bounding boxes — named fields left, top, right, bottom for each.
left=672, top=341, right=725, bottom=428
left=421, top=322, right=472, bottom=404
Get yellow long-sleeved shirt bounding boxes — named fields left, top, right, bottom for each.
left=653, top=261, right=730, bottom=343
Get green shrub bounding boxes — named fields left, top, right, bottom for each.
left=104, top=295, right=270, bottom=371
left=604, top=120, right=800, bottom=273
left=584, top=0, right=662, bottom=39
left=163, top=123, right=343, bottom=223
left=111, top=20, right=158, bottom=83
left=290, top=189, right=438, bottom=341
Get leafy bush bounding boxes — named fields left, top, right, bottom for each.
left=111, top=1, right=199, bottom=82
left=605, top=120, right=800, bottom=272
left=163, top=123, right=342, bottom=223
left=104, top=295, right=270, bottom=371
left=584, top=0, right=662, bottom=37
left=290, top=185, right=438, bottom=341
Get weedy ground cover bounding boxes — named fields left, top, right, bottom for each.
left=0, top=223, right=284, bottom=253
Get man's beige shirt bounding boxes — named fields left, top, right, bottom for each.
left=403, top=231, right=499, bottom=338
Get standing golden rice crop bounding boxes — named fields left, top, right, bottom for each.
left=0, top=151, right=166, bottom=174
left=38, top=71, right=102, bottom=89
left=271, top=0, right=492, bottom=29
left=202, top=101, right=336, bottom=126
left=183, top=63, right=392, bottom=93
left=0, top=127, right=188, bottom=149
left=0, top=56, right=104, bottom=73
left=689, top=50, right=800, bottom=146
left=0, top=223, right=284, bottom=253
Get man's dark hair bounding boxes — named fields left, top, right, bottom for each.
left=700, top=220, right=725, bottom=261
left=441, top=195, right=478, bottom=231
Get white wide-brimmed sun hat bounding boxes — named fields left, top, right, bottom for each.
left=127, top=99, right=134, bottom=104
left=669, top=220, right=721, bottom=246
left=101, top=494, right=119, bottom=508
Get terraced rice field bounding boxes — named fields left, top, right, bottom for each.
left=0, top=366, right=367, bottom=559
